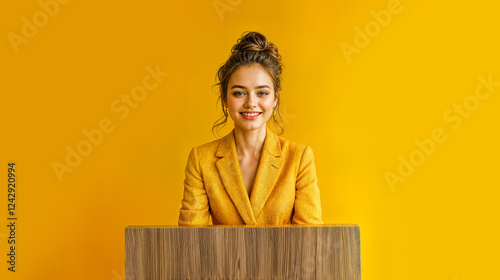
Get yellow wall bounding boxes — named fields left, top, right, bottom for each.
left=1, top=0, right=499, bottom=279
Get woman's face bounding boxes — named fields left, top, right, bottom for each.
left=225, top=64, right=278, bottom=132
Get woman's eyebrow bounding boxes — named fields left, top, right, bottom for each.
left=230, top=84, right=271, bottom=89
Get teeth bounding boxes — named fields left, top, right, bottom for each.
left=242, top=113, right=260, bottom=116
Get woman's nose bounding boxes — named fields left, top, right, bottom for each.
left=246, top=93, right=257, bottom=107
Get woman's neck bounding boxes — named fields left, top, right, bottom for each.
left=233, top=126, right=266, bottom=159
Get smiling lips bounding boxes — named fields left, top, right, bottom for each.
left=240, top=111, right=262, bottom=120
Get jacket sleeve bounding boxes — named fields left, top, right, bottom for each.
left=178, top=146, right=211, bottom=225
left=292, top=146, right=324, bottom=224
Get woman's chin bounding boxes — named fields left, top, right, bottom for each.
left=235, top=123, right=266, bottom=132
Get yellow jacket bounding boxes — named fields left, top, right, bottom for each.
left=178, top=125, right=323, bottom=225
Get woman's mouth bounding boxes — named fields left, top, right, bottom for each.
left=240, top=112, right=262, bottom=120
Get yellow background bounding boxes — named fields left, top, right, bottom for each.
left=1, top=0, right=499, bottom=279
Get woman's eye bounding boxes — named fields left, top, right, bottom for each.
left=232, top=91, right=268, bottom=96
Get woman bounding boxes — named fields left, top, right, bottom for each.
left=178, top=31, right=323, bottom=225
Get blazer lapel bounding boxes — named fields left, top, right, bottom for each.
left=249, top=126, right=282, bottom=219
left=215, top=126, right=282, bottom=225
left=216, top=129, right=256, bottom=225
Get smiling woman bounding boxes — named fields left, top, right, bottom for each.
left=225, top=64, right=277, bottom=133
left=178, top=31, right=323, bottom=225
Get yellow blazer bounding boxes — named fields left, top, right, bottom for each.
left=178, top=125, right=323, bottom=225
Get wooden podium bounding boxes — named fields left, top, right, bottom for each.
left=125, top=224, right=360, bottom=279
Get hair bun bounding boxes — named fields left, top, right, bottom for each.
left=232, top=31, right=270, bottom=53
left=230, top=31, right=283, bottom=71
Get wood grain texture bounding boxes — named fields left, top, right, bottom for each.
left=125, top=224, right=360, bottom=280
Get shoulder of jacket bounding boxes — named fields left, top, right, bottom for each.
left=276, top=135, right=308, bottom=155
left=191, top=137, right=222, bottom=159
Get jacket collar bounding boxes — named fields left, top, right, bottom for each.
left=215, top=126, right=283, bottom=225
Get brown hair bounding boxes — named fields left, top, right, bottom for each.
left=212, top=31, right=285, bottom=137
